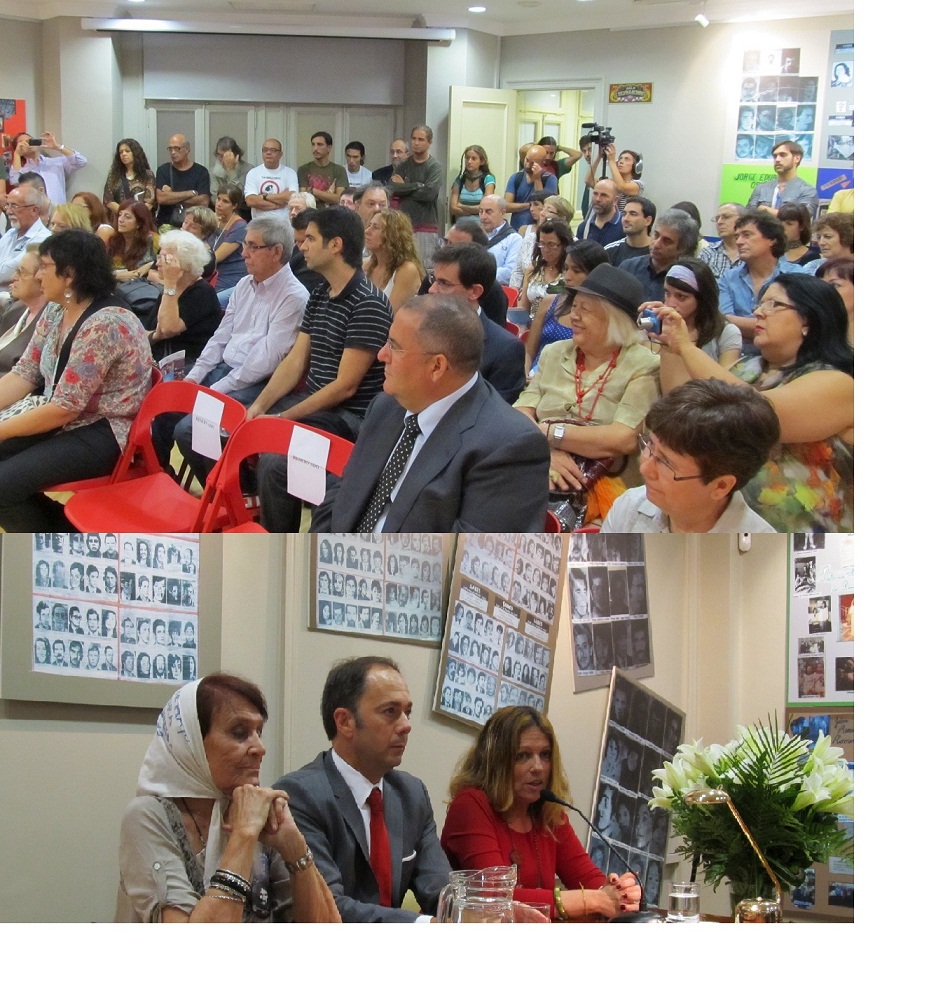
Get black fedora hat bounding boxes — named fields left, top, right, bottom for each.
left=569, top=263, right=643, bottom=321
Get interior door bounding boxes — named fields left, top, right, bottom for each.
left=448, top=86, right=518, bottom=221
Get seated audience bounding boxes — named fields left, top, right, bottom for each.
left=0, top=184, right=50, bottom=293
left=524, top=240, right=609, bottom=375
left=519, top=219, right=573, bottom=317
left=653, top=273, right=853, bottom=532
left=47, top=203, right=92, bottom=235
left=577, top=179, right=624, bottom=247
left=71, top=192, right=116, bottom=244
left=145, top=230, right=223, bottom=368
left=617, top=208, right=698, bottom=304
left=424, top=220, right=508, bottom=327
left=155, top=216, right=307, bottom=480
left=362, top=208, right=424, bottom=312
left=699, top=202, right=743, bottom=277
left=802, top=213, right=854, bottom=273
left=478, top=195, right=521, bottom=285
left=816, top=257, right=854, bottom=344
left=646, top=258, right=742, bottom=393
left=0, top=244, right=48, bottom=377
left=605, top=196, right=657, bottom=267
left=102, top=139, right=156, bottom=222
left=115, top=673, right=339, bottom=923
left=426, top=241, right=525, bottom=403
left=718, top=209, right=797, bottom=356
left=108, top=200, right=160, bottom=282
left=211, top=184, right=249, bottom=297
left=602, top=379, right=780, bottom=532
left=440, top=705, right=641, bottom=920
left=669, top=201, right=705, bottom=255
left=176, top=206, right=219, bottom=282
left=514, top=264, right=660, bottom=529
left=0, top=230, right=152, bottom=531
left=309, top=295, right=549, bottom=533
left=778, top=203, right=820, bottom=266
left=351, top=182, right=390, bottom=229
left=509, top=191, right=549, bottom=289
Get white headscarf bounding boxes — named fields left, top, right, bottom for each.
left=137, top=679, right=228, bottom=880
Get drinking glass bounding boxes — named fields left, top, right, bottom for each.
left=666, top=881, right=701, bottom=922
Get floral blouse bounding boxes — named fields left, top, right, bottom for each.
left=13, top=301, right=153, bottom=449
left=731, top=357, right=854, bottom=533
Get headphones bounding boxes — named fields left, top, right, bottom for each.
left=620, top=149, right=643, bottom=179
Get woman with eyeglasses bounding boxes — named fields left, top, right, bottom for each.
left=652, top=272, right=853, bottom=532
left=518, top=219, right=573, bottom=318
left=0, top=229, right=152, bottom=531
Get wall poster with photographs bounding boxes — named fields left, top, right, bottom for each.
left=30, top=533, right=201, bottom=684
left=589, top=668, right=685, bottom=909
left=788, top=533, right=854, bottom=707
left=311, top=534, right=449, bottom=644
left=785, top=706, right=854, bottom=920
left=2, top=533, right=222, bottom=708
left=433, top=533, right=565, bottom=728
left=568, top=533, right=651, bottom=693
left=736, top=47, right=818, bottom=162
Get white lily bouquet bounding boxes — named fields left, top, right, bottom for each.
left=649, top=718, right=854, bottom=899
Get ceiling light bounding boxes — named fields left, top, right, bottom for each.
left=695, top=13, right=709, bottom=27
left=468, top=5, right=486, bottom=11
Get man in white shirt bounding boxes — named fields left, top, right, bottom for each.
left=478, top=195, right=521, bottom=285
left=0, top=185, right=51, bottom=292
left=602, top=379, right=780, bottom=533
left=8, top=131, right=87, bottom=206
left=344, top=142, right=372, bottom=188
left=155, top=215, right=308, bottom=481
left=243, top=138, right=298, bottom=222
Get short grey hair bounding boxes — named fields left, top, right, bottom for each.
left=247, top=215, right=293, bottom=263
left=655, top=209, right=700, bottom=256
left=400, top=294, right=482, bottom=375
left=289, top=191, right=316, bottom=210
left=158, top=229, right=211, bottom=278
left=481, top=194, right=508, bottom=213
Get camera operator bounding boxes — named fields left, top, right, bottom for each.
left=9, top=131, right=87, bottom=207
left=586, top=140, right=644, bottom=212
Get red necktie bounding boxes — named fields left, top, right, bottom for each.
left=367, top=787, right=392, bottom=907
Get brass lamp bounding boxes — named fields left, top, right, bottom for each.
left=684, top=788, right=783, bottom=923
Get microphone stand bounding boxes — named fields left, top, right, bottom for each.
left=540, top=789, right=656, bottom=921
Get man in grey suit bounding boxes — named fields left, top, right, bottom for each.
left=309, top=294, right=549, bottom=532
left=274, top=657, right=450, bottom=922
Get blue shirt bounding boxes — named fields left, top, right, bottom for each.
left=576, top=210, right=624, bottom=246
left=505, top=170, right=558, bottom=229
left=718, top=259, right=799, bottom=319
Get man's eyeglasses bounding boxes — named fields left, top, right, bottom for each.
left=166, top=145, right=186, bottom=152
left=242, top=242, right=277, bottom=253
left=637, top=433, right=703, bottom=482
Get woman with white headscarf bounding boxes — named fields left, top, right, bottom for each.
left=116, top=672, right=340, bottom=923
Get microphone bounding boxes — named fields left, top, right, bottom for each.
left=540, top=788, right=647, bottom=915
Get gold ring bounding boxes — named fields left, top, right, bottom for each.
left=549, top=470, right=560, bottom=483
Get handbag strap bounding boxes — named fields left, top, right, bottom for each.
left=53, top=295, right=119, bottom=386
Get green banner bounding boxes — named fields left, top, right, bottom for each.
left=719, top=164, right=818, bottom=207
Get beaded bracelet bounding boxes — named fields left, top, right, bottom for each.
left=285, top=846, right=315, bottom=875
left=553, top=885, right=569, bottom=921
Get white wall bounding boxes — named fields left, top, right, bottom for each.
left=0, top=532, right=788, bottom=922
left=499, top=14, right=853, bottom=235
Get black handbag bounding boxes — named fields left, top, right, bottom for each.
left=115, top=278, right=163, bottom=323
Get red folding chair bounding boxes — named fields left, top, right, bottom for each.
left=544, top=510, right=563, bottom=533
left=43, top=365, right=164, bottom=495
left=63, top=380, right=247, bottom=533
left=505, top=321, right=521, bottom=337
left=503, top=286, right=519, bottom=307
left=195, top=416, right=354, bottom=532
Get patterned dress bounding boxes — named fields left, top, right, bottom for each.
left=731, top=357, right=854, bottom=533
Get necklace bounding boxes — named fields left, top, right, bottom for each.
left=213, top=213, right=236, bottom=251
left=574, top=346, right=621, bottom=422
left=180, top=798, right=207, bottom=848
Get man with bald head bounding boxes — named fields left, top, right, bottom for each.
left=372, top=139, right=408, bottom=186
left=577, top=178, right=624, bottom=247
left=154, top=134, right=211, bottom=228
left=478, top=195, right=521, bottom=284
left=244, top=138, right=298, bottom=222
left=504, top=145, right=558, bottom=230
left=312, top=294, right=549, bottom=532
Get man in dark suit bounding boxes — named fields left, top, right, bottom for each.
left=274, top=656, right=450, bottom=922
left=427, top=242, right=525, bottom=403
left=309, top=294, right=549, bottom=533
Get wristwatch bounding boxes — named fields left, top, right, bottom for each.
left=550, top=424, right=566, bottom=449
left=164, top=288, right=177, bottom=297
